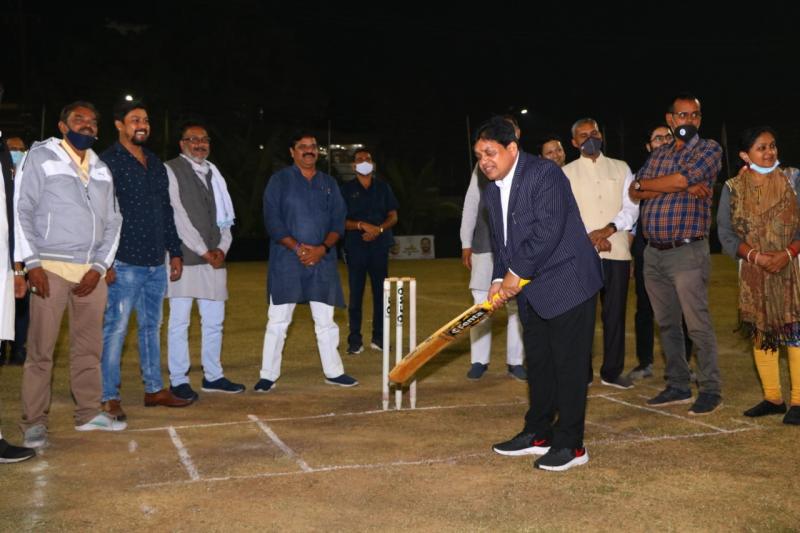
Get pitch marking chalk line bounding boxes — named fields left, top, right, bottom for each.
left=130, top=400, right=529, bottom=433
left=587, top=426, right=761, bottom=447
left=135, top=419, right=766, bottom=489
left=136, top=452, right=485, bottom=488
left=167, top=426, right=200, bottom=481
left=597, top=394, right=729, bottom=432
left=249, top=414, right=312, bottom=472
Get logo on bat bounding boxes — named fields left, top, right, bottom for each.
left=448, top=308, right=490, bottom=336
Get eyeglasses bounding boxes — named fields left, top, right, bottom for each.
left=182, top=136, right=211, bottom=144
left=295, top=143, right=318, bottom=151
left=650, top=133, right=674, bottom=143
left=671, top=111, right=702, bottom=120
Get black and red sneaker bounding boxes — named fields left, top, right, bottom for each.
left=492, top=431, right=551, bottom=456
left=534, top=447, right=589, bottom=471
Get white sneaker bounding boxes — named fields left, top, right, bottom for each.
left=23, top=424, right=48, bottom=449
left=75, top=412, right=127, bottom=432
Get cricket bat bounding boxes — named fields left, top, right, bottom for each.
left=388, top=279, right=529, bottom=384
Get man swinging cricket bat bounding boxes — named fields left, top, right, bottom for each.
left=388, top=280, right=528, bottom=383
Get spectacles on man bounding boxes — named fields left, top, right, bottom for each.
left=182, top=136, right=211, bottom=144
left=671, top=111, right=702, bottom=120
left=650, top=133, right=674, bottom=143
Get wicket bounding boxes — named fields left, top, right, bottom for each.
left=382, top=277, right=417, bottom=410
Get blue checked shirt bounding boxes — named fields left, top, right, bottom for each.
left=638, top=135, right=722, bottom=243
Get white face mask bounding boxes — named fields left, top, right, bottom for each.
left=355, top=161, right=374, bottom=176
left=749, top=160, right=780, bottom=174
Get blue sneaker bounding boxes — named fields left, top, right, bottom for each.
left=467, top=363, right=488, bottom=380
left=171, top=383, right=199, bottom=402
left=347, top=344, right=364, bottom=355
left=507, top=364, right=526, bottom=381
left=202, top=377, right=245, bottom=394
left=324, top=374, right=359, bottom=387
left=254, top=378, right=276, bottom=393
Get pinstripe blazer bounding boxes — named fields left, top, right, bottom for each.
left=484, top=151, right=603, bottom=319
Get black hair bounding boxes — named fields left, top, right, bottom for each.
left=536, top=133, right=562, bottom=155
left=473, top=116, right=518, bottom=147
left=645, top=123, right=671, bottom=143
left=113, top=99, right=147, bottom=122
left=288, top=130, right=317, bottom=149
left=738, top=126, right=778, bottom=153
left=178, top=121, right=209, bottom=140
left=667, top=92, right=700, bottom=113
left=59, top=101, right=100, bottom=123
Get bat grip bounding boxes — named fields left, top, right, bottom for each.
left=482, top=278, right=530, bottom=309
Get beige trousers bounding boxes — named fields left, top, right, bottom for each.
left=21, top=271, right=107, bottom=429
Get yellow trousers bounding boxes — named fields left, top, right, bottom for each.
left=753, top=346, right=800, bottom=405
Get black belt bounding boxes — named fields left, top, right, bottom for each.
left=648, top=236, right=704, bottom=250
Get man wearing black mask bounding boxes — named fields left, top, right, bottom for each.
left=629, top=93, right=722, bottom=415
left=15, top=101, right=126, bottom=449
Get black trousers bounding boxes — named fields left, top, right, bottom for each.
left=589, top=259, right=630, bottom=382
left=345, top=244, right=389, bottom=347
left=519, top=293, right=597, bottom=449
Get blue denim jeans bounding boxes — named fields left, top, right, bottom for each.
left=101, top=261, right=167, bottom=401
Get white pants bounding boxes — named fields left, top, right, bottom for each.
left=260, top=299, right=344, bottom=381
left=469, top=289, right=524, bottom=366
left=168, top=297, right=226, bottom=386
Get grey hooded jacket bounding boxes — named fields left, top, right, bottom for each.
left=14, top=137, right=122, bottom=274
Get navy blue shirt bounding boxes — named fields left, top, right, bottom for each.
left=100, top=142, right=182, bottom=266
left=264, top=165, right=346, bottom=306
left=341, top=176, right=398, bottom=252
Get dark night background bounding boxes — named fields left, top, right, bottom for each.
left=3, top=2, right=799, bottom=258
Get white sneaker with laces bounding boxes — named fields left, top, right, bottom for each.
left=75, top=412, right=127, bottom=432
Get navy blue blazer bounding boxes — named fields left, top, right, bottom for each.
left=484, top=151, right=603, bottom=319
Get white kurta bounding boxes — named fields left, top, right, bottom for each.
left=0, top=165, right=15, bottom=340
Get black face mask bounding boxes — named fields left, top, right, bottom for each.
left=65, top=129, right=97, bottom=150
left=673, top=124, right=697, bottom=142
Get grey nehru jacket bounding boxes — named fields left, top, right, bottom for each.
left=164, top=156, right=221, bottom=266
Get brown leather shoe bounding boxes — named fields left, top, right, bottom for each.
left=102, top=399, right=127, bottom=421
left=144, top=389, right=192, bottom=408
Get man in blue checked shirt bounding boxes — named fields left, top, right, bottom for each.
left=629, top=92, right=723, bottom=416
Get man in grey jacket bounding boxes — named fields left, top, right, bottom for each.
left=14, top=101, right=126, bottom=449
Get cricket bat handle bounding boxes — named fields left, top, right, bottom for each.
left=481, top=278, right=531, bottom=310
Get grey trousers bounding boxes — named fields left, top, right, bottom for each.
left=643, top=239, right=721, bottom=395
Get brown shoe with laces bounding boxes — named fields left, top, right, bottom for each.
left=144, top=389, right=192, bottom=408
left=102, top=399, right=127, bottom=421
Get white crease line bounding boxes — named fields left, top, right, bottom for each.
left=730, top=417, right=763, bottom=428
left=249, top=414, right=312, bottom=472
left=587, top=426, right=760, bottom=447
left=167, top=426, right=200, bottom=481
left=136, top=452, right=485, bottom=488
left=130, top=400, right=528, bottom=433
left=131, top=419, right=252, bottom=432
left=596, top=394, right=729, bottom=432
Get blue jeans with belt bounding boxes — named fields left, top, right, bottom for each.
left=101, top=260, right=167, bottom=401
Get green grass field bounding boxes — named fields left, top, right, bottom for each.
left=1, top=256, right=798, bottom=531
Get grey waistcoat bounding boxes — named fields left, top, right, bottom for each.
left=165, top=157, right=221, bottom=266
left=472, top=169, right=492, bottom=254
